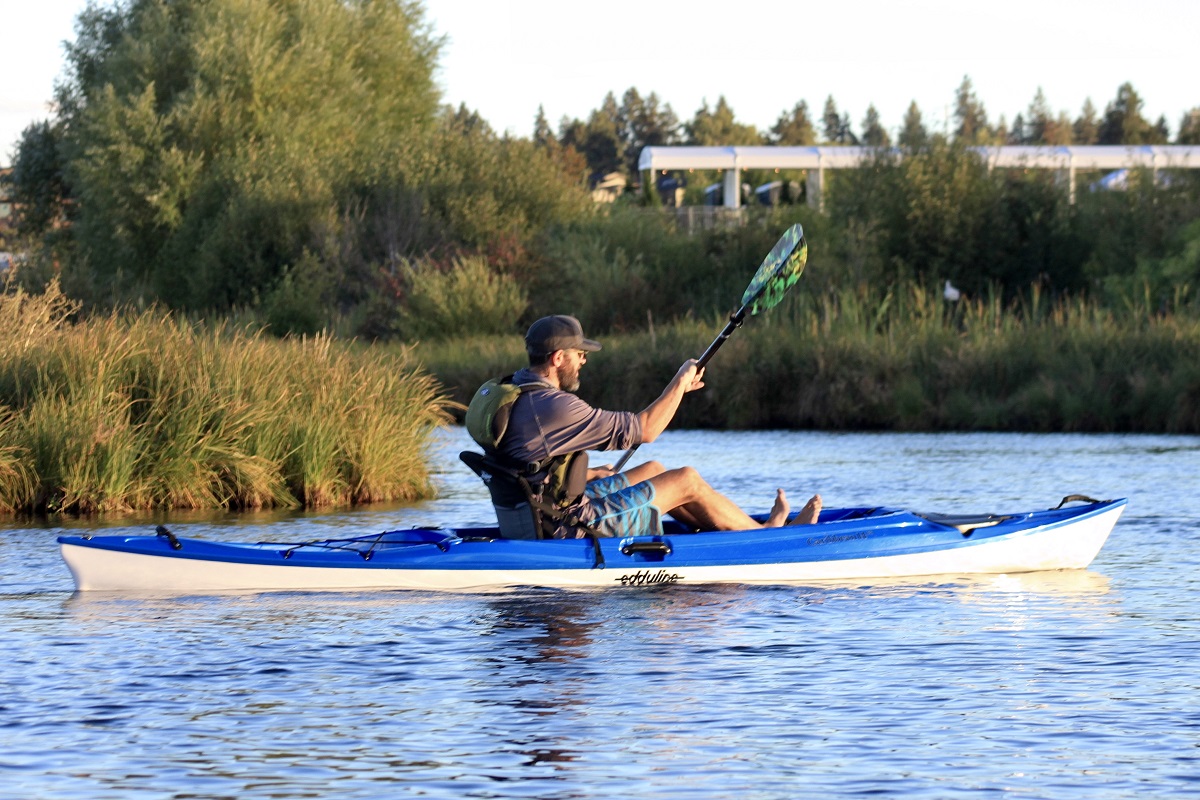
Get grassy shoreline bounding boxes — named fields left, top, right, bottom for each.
left=5, top=279, right=1197, bottom=516
left=0, top=283, right=452, bottom=515
left=413, top=285, right=1200, bottom=435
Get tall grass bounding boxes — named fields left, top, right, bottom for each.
left=413, top=281, right=1200, bottom=435
left=0, top=281, right=452, bottom=514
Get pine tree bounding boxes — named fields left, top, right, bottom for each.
left=1074, top=99, right=1100, bottom=144
left=1179, top=108, right=1200, bottom=144
left=821, top=96, right=841, bottom=143
left=861, top=104, right=890, bottom=147
left=1152, top=115, right=1170, bottom=144
left=558, top=117, right=587, bottom=152
left=686, top=96, right=761, bottom=145
left=1098, top=83, right=1152, bottom=144
left=993, top=115, right=1009, bottom=146
left=619, top=88, right=679, bottom=177
left=533, top=105, right=553, bottom=148
left=954, top=75, right=990, bottom=144
left=898, top=101, right=928, bottom=149
left=770, top=101, right=816, bottom=145
left=582, top=91, right=625, bottom=177
left=1026, top=88, right=1052, bottom=144
left=838, top=112, right=859, bottom=145
left=1009, top=113, right=1028, bottom=145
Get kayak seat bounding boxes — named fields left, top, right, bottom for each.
left=459, top=450, right=555, bottom=540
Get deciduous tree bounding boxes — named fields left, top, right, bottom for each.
left=8, top=121, right=68, bottom=236
left=16, top=0, right=446, bottom=310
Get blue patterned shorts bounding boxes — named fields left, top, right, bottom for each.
left=577, top=473, right=663, bottom=539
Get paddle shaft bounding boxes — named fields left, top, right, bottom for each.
left=611, top=306, right=749, bottom=473
left=695, top=306, right=748, bottom=369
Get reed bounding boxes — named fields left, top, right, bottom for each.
left=413, top=282, right=1200, bottom=435
left=0, top=282, right=452, bottom=514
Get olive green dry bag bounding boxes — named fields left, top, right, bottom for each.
left=465, top=376, right=523, bottom=449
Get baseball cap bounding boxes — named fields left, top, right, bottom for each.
left=525, top=315, right=602, bottom=355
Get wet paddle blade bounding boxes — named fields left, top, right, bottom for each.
left=740, top=223, right=808, bottom=315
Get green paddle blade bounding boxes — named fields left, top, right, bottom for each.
left=740, top=223, right=808, bottom=315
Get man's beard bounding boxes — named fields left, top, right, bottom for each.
left=559, top=360, right=581, bottom=392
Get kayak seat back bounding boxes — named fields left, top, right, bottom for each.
left=460, top=451, right=552, bottom=540
left=915, top=511, right=1013, bottom=534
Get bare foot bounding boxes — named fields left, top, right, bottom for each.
left=789, top=494, right=822, bottom=525
left=766, top=489, right=790, bottom=527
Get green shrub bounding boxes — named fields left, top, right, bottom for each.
left=263, top=250, right=334, bottom=337
left=396, top=255, right=528, bottom=341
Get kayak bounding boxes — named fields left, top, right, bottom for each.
left=57, top=495, right=1126, bottom=594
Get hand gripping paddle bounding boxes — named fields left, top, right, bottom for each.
left=612, top=223, right=809, bottom=472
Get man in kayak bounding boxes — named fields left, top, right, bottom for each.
left=492, top=314, right=821, bottom=539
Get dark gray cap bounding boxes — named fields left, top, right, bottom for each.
left=525, top=315, right=601, bottom=355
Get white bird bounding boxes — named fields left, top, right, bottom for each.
left=943, top=280, right=961, bottom=302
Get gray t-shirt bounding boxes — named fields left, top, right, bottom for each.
left=499, top=368, right=643, bottom=468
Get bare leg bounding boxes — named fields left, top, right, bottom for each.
left=789, top=494, right=822, bottom=525
left=648, top=467, right=790, bottom=531
left=665, top=504, right=704, bottom=531
left=620, top=462, right=798, bottom=531
left=620, top=460, right=666, bottom=485
left=621, top=460, right=706, bottom=530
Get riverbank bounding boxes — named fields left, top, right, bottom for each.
left=0, top=283, right=452, bottom=514
left=4, top=278, right=1197, bottom=515
left=414, top=284, right=1200, bottom=434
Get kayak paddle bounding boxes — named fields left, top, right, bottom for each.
left=613, top=223, right=809, bottom=472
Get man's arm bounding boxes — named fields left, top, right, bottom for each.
left=636, top=359, right=705, bottom=444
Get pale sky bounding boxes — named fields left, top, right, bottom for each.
left=4, top=0, right=1199, bottom=165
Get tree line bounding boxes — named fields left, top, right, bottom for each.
left=2, top=0, right=1198, bottom=339
left=545, top=77, right=1200, bottom=185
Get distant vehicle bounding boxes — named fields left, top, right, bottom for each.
left=1090, top=169, right=1173, bottom=192
left=755, top=181, right=804, bottom=206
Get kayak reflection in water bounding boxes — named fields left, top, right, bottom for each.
left=487, top=315, right=822, bottom=539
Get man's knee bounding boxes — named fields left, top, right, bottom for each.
left=666, top=465, right=707, bottom=495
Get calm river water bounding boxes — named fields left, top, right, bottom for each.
left=2, top=428, right=1199, bottom=799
